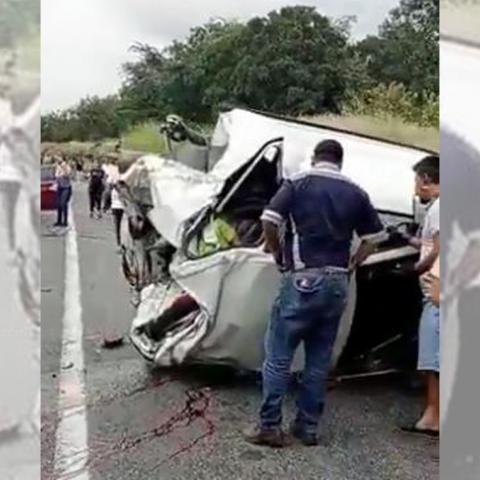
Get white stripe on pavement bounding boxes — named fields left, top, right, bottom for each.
left=54, top=215, right=90, bottom=480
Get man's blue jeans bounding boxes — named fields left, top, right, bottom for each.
left=56, top=186, right=72, bottom=226
left=260, top=268, right=349, bottom=435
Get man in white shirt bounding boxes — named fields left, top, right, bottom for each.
left=402, top=155, right=440, bottom=437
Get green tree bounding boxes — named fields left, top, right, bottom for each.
left=226, top=8, right=365, bottom=115
left=41, top=95, right=125, bottom=142
left=42, top=3, right=439, bottom=141
left=357, top=0, right=439, bottom=95
left=120, top=43, right=169, bottom=125
left=120, top=21, right=245, bottom=123
left=121, top=7, right=370, bottom=121
left=73, top=95, right=125, bottom=141
left=41, top=110, right=74, bottom=143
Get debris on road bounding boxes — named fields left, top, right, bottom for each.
left=102, top=336, right=125, bottom=349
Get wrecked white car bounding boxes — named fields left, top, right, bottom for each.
left=119, top=108, right=435, bottom=377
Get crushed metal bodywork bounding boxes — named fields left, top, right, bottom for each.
left=119, top=108, right=433, bottom=375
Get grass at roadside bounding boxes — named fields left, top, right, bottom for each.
left=122, top=123, right=168, bottom=154
left=302, top=114, right=439, bottom=152
left=120, top=114, right=439, bottom=154
left=42, top=113, right=439, bottom=172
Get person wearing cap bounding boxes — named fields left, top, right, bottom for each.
left=244, top=139, right=385, bottom=447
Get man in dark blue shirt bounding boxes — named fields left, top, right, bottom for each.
left=244, top=139, right=385, bottom=447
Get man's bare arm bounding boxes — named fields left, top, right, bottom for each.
left=415, top=233, right=439, bottom=274
left=262, top=220, right=283, bottom=266
left=350, top=241, right=376, bottom=271
left=424, top=273, right=440, bottom=307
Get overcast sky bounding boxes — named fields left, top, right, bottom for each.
left=41, top=0, right=399, bottom=113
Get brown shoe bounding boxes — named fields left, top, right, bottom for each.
left=243, top=424, right=292, bottom=448
left=289, top=422, right=319, bottom=446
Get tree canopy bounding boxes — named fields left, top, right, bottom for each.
left=120, top=8, right=371, bottom=122
left=357, top=0, right=438, bottom=95
left=41, top=95, right=125, bottom=143
left=42, top=2, right=439, bottom=143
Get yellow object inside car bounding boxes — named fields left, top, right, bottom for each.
left=197, top=216, right=238, bottom=256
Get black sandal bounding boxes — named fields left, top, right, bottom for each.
left=400, top=424, right=439, bottom=437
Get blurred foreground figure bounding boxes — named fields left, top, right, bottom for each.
left=0, top=62, right=21, bottom=257
left=0, top=87, right=40, bottom=440
left=441, top=129, right=480, bottom=478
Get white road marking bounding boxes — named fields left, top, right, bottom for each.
left=54, top=214, right=90, bottom=480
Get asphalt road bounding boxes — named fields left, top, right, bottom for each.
left=41, top=183, right=438, bottom=480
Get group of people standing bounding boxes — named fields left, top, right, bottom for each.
left=51, top=152, right=125, bottom=250
left=88, top=153, right=116, bottom=218
left=87, top=153, right=125, bottom=250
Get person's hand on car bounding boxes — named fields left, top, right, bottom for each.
left=261, top=242, right=285, bottom=271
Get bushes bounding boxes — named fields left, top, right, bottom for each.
left=343, top=83, right=439, bottom=128
left=41, top=95, right=125, bottom=143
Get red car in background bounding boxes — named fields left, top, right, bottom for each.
left=41, top=165, right=57, bottom=211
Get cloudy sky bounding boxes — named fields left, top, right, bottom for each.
left=41, top=0, right=399, bottom=113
